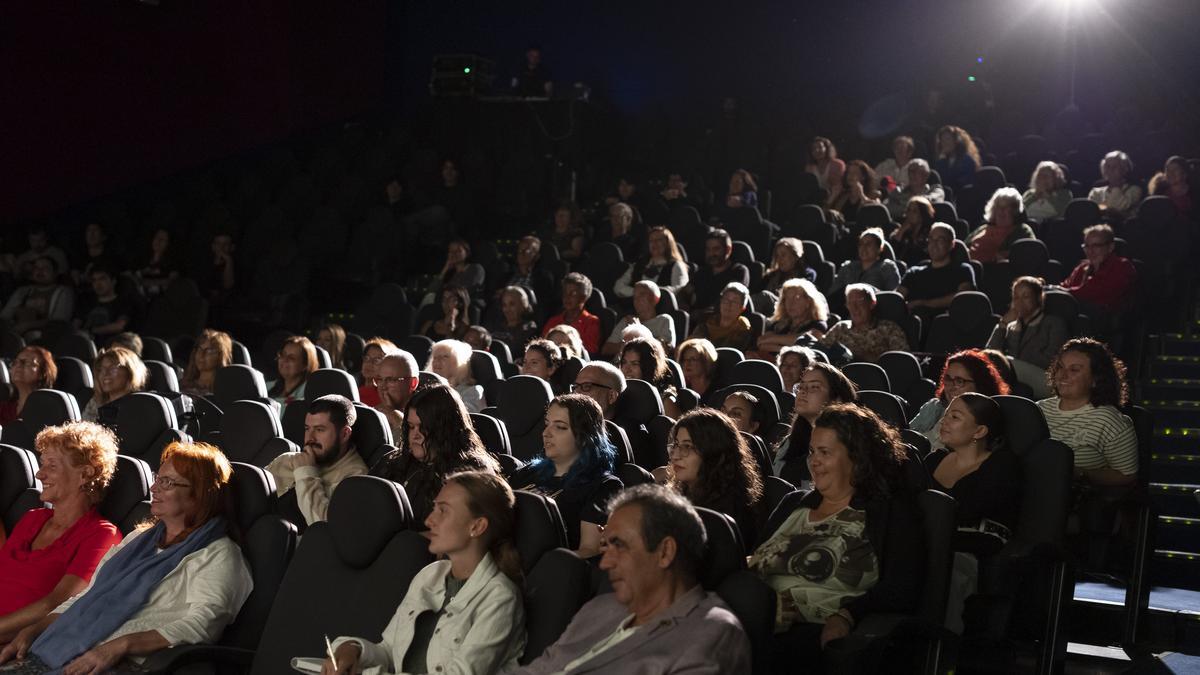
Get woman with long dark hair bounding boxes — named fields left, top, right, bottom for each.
left=772, top=362, right=858, bottom=487
left=910, top=349, right=1010, bottom=452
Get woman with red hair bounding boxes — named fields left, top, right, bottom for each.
left=909, top=349, right=1010, bottom=452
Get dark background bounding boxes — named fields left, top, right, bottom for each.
left=4, top=0, right=1198, bottom=224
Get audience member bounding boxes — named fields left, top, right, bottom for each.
left=426, top=240, right=485, bottom=305
left=827, top=160, right=881, bottom=222
left=0, top=423, right=121, bottom=639
left=108, top=332, right=142, bottom=356
left=1022, top=162, right=1072, bottom=223
left=691, top=229, right=750, bottom=311
left=546, top=324, right=585, bottom=360
left=512, top=485, right=752, bottom=674
left=874, top=135, right=917, bottom=190
left=76, top=264, right=137, bottom=344
left=314, top=324, right=347, bottom=370
left=489, top=286, right=540, bottom=355
left=720, top=391, right=763, bottom=436
left=82, top=347, right=147, bottom=423
left=519, top=339, right=562, bottom=386
left=500, top=236, right=555, bottom=312
left=0, top=346, right=57, bottom=425
left=806, top=136, right=846, bottom=191
left=1061, top=224, right=1137, bottom=319
left=910, top=349, right=1010, bottom=452
left=690, top=282, right=754, bottom=351
left=1148, top=155, right=1193, bottom=219
left=429, top=340, right=485, bottom=414
left=751, top=404, right=920, bottom=665
left=756, top=279, right=829, bottom=357
left=1038, top=338, right=1137, bottom=487
left=885, top=159, right=945, bottom=219
left=267, top=336, right=319, bottom=412
left=371, top=384, right=501, bottom=527
left=771, top=362, right=858, bottom=485
left=819, top=284, right=909, bottom=362
left=0, top=442, right=251, bottom=673
left=933, top=125, right=981, bottom=192
left=198, top=232, right=236, bottom=306
left=659, top=172, right=698, bottom=211
left=604, top=280, right=676, bottom=356
left=572, top=362, right=625, bottom=420
left=180, top=329, right=233, bottom=398
left=987, top=276, right=1068, bottom=397
left=762, top=238, right=817, bottom=292
left=829, top=228, right=901, bottom=297
left=677, top=338, right=720, bottom=405
left=542, top=273, right=601, bottom=356
left=897, top=223, right=976, bottom=322
left=326, top=471, right=524, bottom=674
left=134, top=228, right=180, bottom=297
left=1, top=257, right=74, bottom=338
left=507, top=394, right=621, bottom=558
left=267, top=395, right=367, bottom=528
left=71, top=223, right=124, bottom=284
left=547, top=201, right=586, bottom=263
left=420, top=285, right=471, bottom=341
left=513, top=45, right=552, bottom=96
left=1088, top=150, right=1143, bottom=220
left=614, top=227, right=689, bottom=300
left=888, top=195, right=937, bottom=264
left=605, top=202, right=642, bottom=262
left=463, top=325, right=491, bottom=352
left=14, top=228, right=69, bottom=283
left=618, top=337, right=682, bottom=418
left=372, top=351, right=420, bottom=440
left=777, top=345, right=818, bottom=395
left=725, top=168, right=759, bottom=208
left=358, top=337, right=398, bottom=407
left=966, top=187, right=1036, bottom=263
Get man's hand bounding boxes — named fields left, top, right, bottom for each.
left=294, top=448, right=318, bottom=468
left=62, top=638, right=126, bottom=675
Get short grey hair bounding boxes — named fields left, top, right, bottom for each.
left=845, top=282, right=877, bottom=303
left=721, top=282, right=750, bottom=309
left=983, top=187, right=1025, bottom=223
left=581, top=361, right=626, bottom=393
left=607, top=484, right=707, bottom=583
left=381, top=351, right=419, bottom=378
left=1100, top=150, right=1133, bottom=177
left=907, top=158, right=931, bottom=174
left=633, top=279, right=661, bottom=300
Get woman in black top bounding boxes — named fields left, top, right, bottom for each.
left=667, top=408, right=764, bottom=551
left=925, top=392, right=1020, bottom=554
left=507, top=394, right=621, bottom=559
left=371, top=383, right=501, bottom=527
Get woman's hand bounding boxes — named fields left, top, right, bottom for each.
left=0, top=624, right=39, bottom=664
left=726, top=195, right=742, bottom=208
left=820, top=613, right=852, bottom=648
left=1000, top=306, right=1019, bottom=324
left=320, top=642, right=362, bottom=675
left=62, top=638, right=126, bottom=675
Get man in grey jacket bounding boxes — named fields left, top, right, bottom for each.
left=513, top=485, right=752, bottom=674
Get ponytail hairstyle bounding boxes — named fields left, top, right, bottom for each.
left=445, top=470, right=523, bottom=586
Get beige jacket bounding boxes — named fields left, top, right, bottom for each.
left=266, top=449, right=367, bottom=525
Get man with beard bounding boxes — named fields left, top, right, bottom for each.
left=690, top=229, right=749, bottom=313
left=267, top=395, right=367, bottom=531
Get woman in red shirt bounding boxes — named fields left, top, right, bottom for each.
left=0, top=422, right=122, bottom=640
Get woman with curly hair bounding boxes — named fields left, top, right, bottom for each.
left=910, top=349, right=1010, bottom=452
left=617, top=337, right=681, bottom=418
left=1022, top=161, right=1072, bottom=223
left=933, top=125, right=981, bottom=192
left=1148, top=155, right=1193, bottom=220
left=965, top=187, right=1036, bottom=264
left=827, top=160, right=881, bottom=221
left=370, top=384, right=501, bottom=528
left=751, top=403, right=921, bottom=664
left=507, top=394, right=621, bottom=558
left=1038, top=338, right=1137, bottom=486
left=756, top=278, right=829, bottom=358
left=666, top=408, right=764, bottom=550
left=805, top=137, right=846, bottom=191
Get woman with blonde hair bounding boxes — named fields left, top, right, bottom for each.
left=428, top=340, right=485, bottom=413
left=966, top=188, right=1036, bottom=263
left=933, top=125, right=981, bottom=192
left=314, top=324, right=347, bottom=370
left=763, top=238, right=816, bottom=293
left=755, top=278, right=829, bottom=358
left=1023, top=162, right=1072, bottom=223
left=180, top=329, right=233, bottom=398
left=83, top=347, right=148, bottom=423
left=613, top=226, right=689, bottom=299
left=268, top=336, right=319, bottom=411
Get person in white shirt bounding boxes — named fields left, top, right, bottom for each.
left=1087, top=150, right=1143, bottom=220
left=324, top=471, right=525, bottom=675
left=429, top=339, right=486, bottom=414
left=267, top=395, right=368, bottom=529
left=0, top=442, right=253, bottom=673
left=602, top=280, right=676, bottom=356
left=874, top=135, right=916, bottom=191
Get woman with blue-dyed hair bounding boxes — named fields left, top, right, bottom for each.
left=507, top=394, right=622, bottom=558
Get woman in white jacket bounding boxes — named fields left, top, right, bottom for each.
left=324, top=471, right=526, bottom=675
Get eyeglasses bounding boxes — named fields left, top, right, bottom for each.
left=277, top=352, right=301, bottom=363
left=373, top=376, right=414, bottom=387
left=571, top=382, right=612, bottom=394
left=1082, top=240, right=1114, bottom=250
left=364, top=355, right=385, bottom=365
left=12, top=358, right=40, bottom=369
left=666, top=441, right=696, bottom=459
left=792, top=382, right=827, bottom=395
left=152, top=474, right=191, bottom=491
left=943, top=376, right=975, bottom=388
left=198, top=347, right=222, bottom=356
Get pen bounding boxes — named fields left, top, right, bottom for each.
left=325, top=634, right=338, bottom=672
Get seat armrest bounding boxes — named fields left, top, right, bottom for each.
left=138, top=645, right=255, bottom=674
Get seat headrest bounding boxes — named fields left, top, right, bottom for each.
left=499, top=376, right=553, bottom=433
left=514, top=490, right=567, bottom=573
left=949, top=292, right=993, bottom=327
left=56, top=357, right=95, bottom=388
left=145, top=360, right=180, bottom=394
left=615, top=379, right=663, bottom=424
left=714, top=383, right=780, bottom=428
left=470, top=350, right=504, bottom=384
left=1, top=444, right=37, bottom=509
left=328, top=476, right=413, bottom=568
left=116, top=393, right=178, bottom=455
left=21, top=389, right=81, bottom=427
left=219, top=401, right=283, bottom=464
left=857, top=390, right=908, bottom=430
left=229, top=462, right=275, bottom=530
left=730, top=360, right=785, bottom=396
left=351, top=404, right=394, bottom=458
left=305, top=369, right=360, bottom=402
left=696, top=507, right=746, bottom=589
left=98, top=455, right=152, bottom=525
left=994, top=395, right=1048, bottom=456
left=214, top=365, right=268, bottom=403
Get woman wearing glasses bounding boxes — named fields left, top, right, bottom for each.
left=179, top=329, right=232, bottom=398
left=910, top=349, right=1010, bottom=452
left=771, top=363, right=858, bottom=487
left=666, top=408, right=764, bottom=551
left=0, top=441, right=252, bottom=674
left=507, top=394, right=621, bottom=559
left=358, top=338, right=399, bottom=407
left=0, top=423, right=121, bottom=643
left=82, top=347, right=148, bottom=423
left=0, top=346, right=57, bottom=425
left=267, top=336, right=319, bottom=412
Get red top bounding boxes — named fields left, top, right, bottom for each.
left=1062, top=255, right=1137, bottom=313
left=0, top=507, right=122, bottom=614
left=543, top=310, right=602, bottom=355
left=358, top=384, right=380, bottom=408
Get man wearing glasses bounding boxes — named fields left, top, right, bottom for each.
left=571, top=362, right=625, bottom=420
left=1061, top=224, right=1137, bottom=322
left=373, top=352, right=420, bottom=439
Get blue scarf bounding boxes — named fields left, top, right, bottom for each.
left=31, top=517, right=226, bottom=669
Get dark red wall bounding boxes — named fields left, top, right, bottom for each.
left=1, top=1, right=387, bottom=223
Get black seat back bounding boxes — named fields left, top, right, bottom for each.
left=495, top=376, right=554, bottom=461
left=471, top=412, right=512, bottom=457
left=213, top=365, right=269, bottom=410
left=2, top=389, right=81, bottom=451
left=695, top=506, right=747, bottom=590
left=141, top=336, right=173, bottom=365
left=513, top=489, right=569, bottom=574
left=98, top=455, right=153, bottom=534
left=305, top=368, right=360, bottom=402
left=843, top=362, right=891, bottom=393
left=115, top=392, right=188, bottom=469
left=1, top=444, right=42, bottom=533
left=351, top=403, right=394, bottom=468
left=144, top=359, right=180, bottom=394
left=218, top=400, right=297, bottom=467
left=857, top=390, right=909, bottom=430
left=55, top=356, right=95, bottom=409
